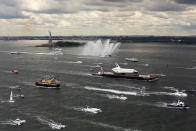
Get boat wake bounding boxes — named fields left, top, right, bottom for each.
left=88, top=121, right=141, bottom=131
left=36, top=116, right=67, bottom=129
left=150, top=91, right=187, bottom=97
left=74, top=106, right=102, bottom=114
left=9, top=85, right=21, bottom=90
left=56, top=60, right=82, bottom=64
left=180, top=66, right=196, bottom=70
left=0, top=120, right=20, bottom=126
left=105, top=94, right=127, bottom=100
left=9, top=49, right=63, bottom=56
left=154, top=102, right=168, bottom=108
left=125, top=58, right=138, bottom=62
left=162, top=86, right=178, bottom=91
left=139, top=64, right=149, bottom=67
left=84, top=86, right=137, bottom=96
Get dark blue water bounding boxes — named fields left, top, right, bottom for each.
left=0, top=40, right=196, bottom=131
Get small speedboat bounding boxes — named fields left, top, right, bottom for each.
left=49, top=122, right=66, bottom=129
left=12, top=118, right=26, bottom=126
left=81, top=106, right=102, bottom=114
left=11, top=70, right=19, bottom=74
left=14, top=94, right=24, bottom=99
left=167, top=100, right=189, bottom=109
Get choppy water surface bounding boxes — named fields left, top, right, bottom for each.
left=0, top=40, right=196, bottom=131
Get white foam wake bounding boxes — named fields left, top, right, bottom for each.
left=57, top=60, right=82, bottom=64
left=84, top=86, right=137, bottom=96
left=74, top=106, right=102, bottom=114
left=105, top=94, right=127, bottom=100
left=36, top=116, right=67, bottom=129
left=162, top=86, right=178, bottom=91
left=150, top=91, right=187, bottom=97
left=0, top=120, right=19, bottom=126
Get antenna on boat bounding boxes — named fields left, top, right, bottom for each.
left=115, top=63, right=120, bottom=68
left=100, top=66, right=104, bottom=73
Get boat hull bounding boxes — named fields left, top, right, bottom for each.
left=167, top=104, right=189, bottom=109
left=35, top=82, right=60, bottom=88
left=92, top=72, right=158, bottom=81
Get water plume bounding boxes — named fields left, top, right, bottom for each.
left=81, top=39, right=121, bottom=57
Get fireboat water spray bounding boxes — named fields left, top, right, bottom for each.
left=81, top=39, right=121, bottom=57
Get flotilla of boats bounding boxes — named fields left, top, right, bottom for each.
left=4, top=45, right=194, bottom=130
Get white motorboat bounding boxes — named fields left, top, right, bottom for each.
left=12, top=118, right=26, bottom=126
left=81, top=106, right=102, bottom=114
left=49, top=122, right=66, bottom=129
left=167, top=100, right=189, bottom=109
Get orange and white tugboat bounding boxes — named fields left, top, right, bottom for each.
left=93, top=63, right=159, bottom=81
left=35, top=75, right=60, bottom=88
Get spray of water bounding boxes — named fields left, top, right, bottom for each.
left=81, top=39, right=121, bottom=57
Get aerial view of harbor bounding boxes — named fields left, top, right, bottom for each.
left=1, top=0, right=196, bottom=131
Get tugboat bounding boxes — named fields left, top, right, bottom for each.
left=35, top=76, right=60, bottom=88
left=167, top=100, right=189, bottom=109
left=92, top=63, right=159, bottom=81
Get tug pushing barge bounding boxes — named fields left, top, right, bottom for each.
left=92, top=64, right=159, bottom=81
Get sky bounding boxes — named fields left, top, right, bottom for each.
left=0, top=0, right=196, bottom=36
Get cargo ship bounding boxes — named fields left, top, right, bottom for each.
left=92, top=63, right=159, bottom=81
